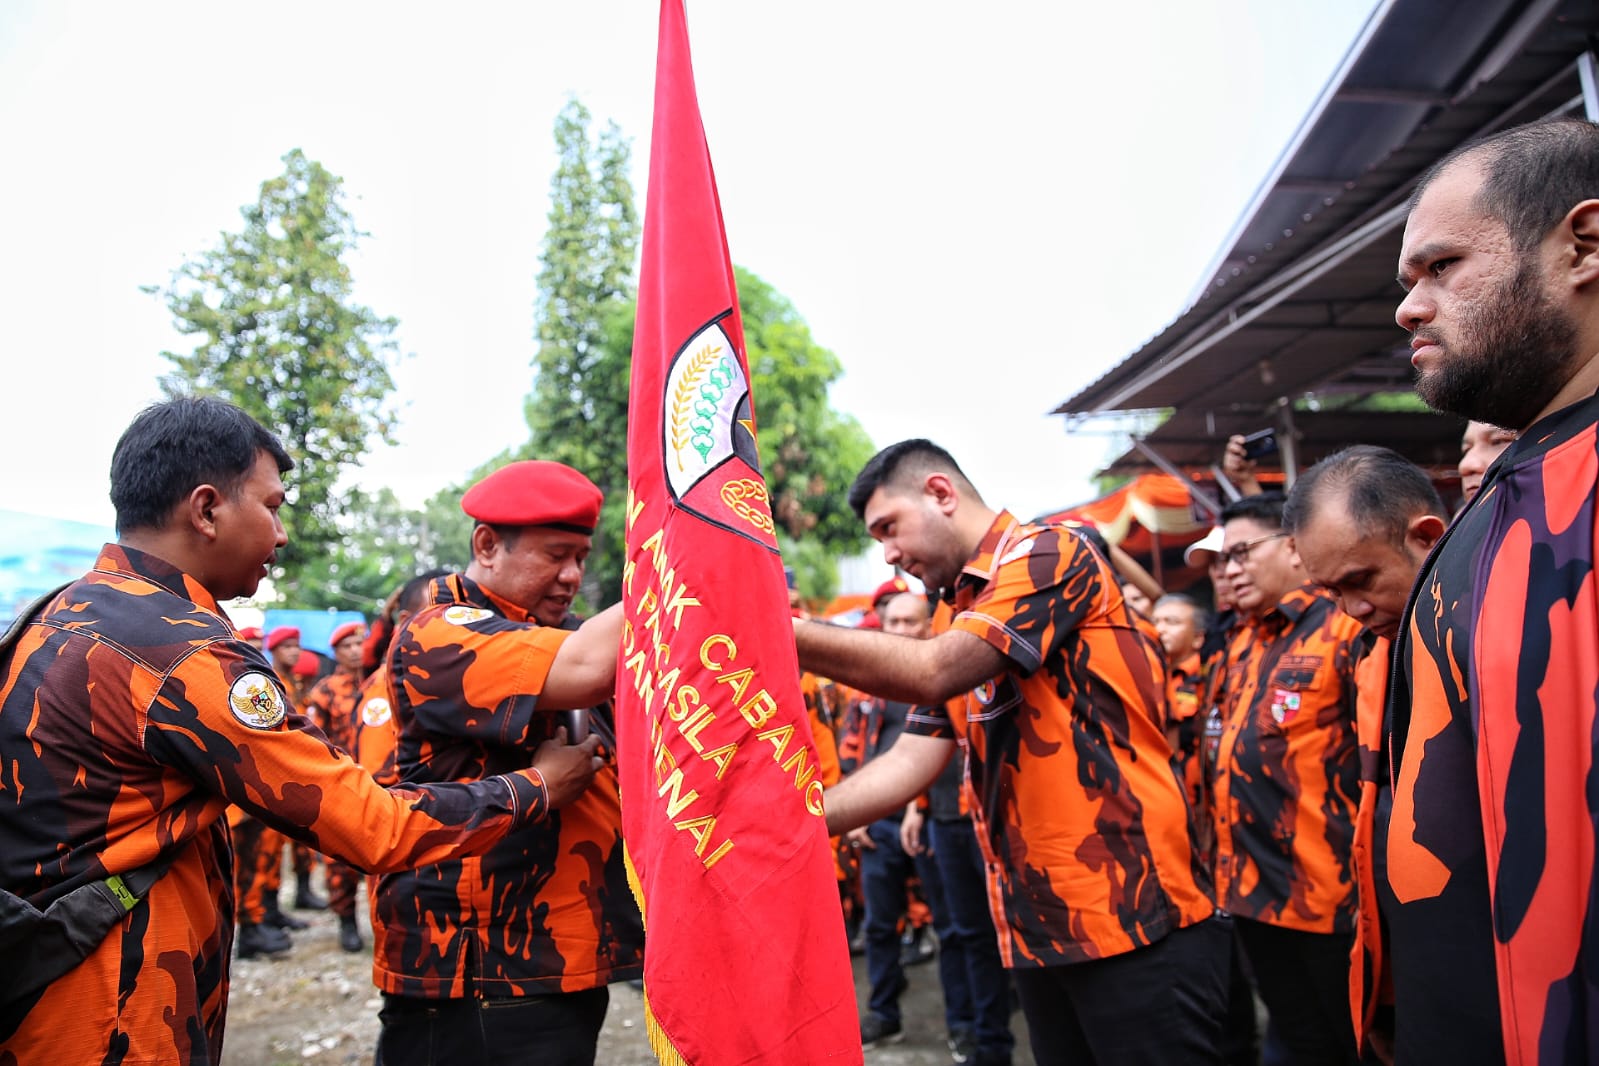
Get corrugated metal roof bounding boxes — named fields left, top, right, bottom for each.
left=1054, top=0, right=1599, bottom=428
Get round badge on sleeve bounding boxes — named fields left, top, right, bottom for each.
left=228, top=672, right=288, bottom=730
left=443, top=605, right=492, bottom=626
left=360, top=697, right=392, bottom=728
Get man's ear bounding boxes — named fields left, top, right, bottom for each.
left=1408, top=512, right=1448, bottom=554
left=1562, top=199, right=1599, bottom=288
left=187, top=484, right=224, bottom=541
left=470, top=523, right=499, bottom=567
left=924, top=473, right=959, bottom=515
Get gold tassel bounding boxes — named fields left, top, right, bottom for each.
left=625, top=846, right=693, bottom=1066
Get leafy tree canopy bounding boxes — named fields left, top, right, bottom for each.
left=149, top=148, right=401, bottom=602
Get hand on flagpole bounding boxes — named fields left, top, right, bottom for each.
left=532, top=727, right=605, bottom=811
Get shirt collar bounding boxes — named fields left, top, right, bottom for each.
left=436, top=572, right=534, bottom=624
left=1260, top=583, right=1325, bottom=629
left=947, top=510, right=1022, bottom=611
left=96, top=543, right=226, bottom=619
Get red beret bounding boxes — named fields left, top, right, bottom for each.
left=460, top=461, right=602, bottom=534
left=871, top=577, right=910, bottom=606
left=292, top=649, right=319, bottom=678
left=237, top=626, right=263, bottom=641
left=265, top=626, right=301, bottom=652
left=330, top=622, right=366, bottom=647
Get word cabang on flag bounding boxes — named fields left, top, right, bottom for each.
left=616, top=2, right=860, bottom=1064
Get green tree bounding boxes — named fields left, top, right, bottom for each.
left=523, top=99, right=641, bottom=603
left=149, top=148, right=401, bottom=601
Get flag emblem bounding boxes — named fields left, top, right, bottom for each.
left=663, top=315, right=777, bottom=549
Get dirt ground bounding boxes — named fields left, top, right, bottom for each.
left=223, top=881, right=1033, bottom=1065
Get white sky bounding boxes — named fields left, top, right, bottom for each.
left=0, top=0, right=1379, bottom=535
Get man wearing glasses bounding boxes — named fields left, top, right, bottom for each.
left=1211, top=492, right=1365, bottom=1066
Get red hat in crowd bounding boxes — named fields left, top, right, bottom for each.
left=236, top=625, right=263, bottom=642
left=265, top=626, right=301, bottom=652
left=460, top=460, right=603, bottom=534
left=292, top=649, right=319, bottom=678
left=329, top=621, right=366, bottom=647
left=871, top=576, right=910, bottom=608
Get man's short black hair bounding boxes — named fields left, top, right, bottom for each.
left=1284, top=445, right=1445, bottom=546
left=398, top=568, right=451, bottom=615
left=1220, top=492, right=1285, bottom=529
left=1414, top=118, right=1599, bottom=255
left=110, top=396, right=292, bottom=534
left=847, top=439, right=978, bottom=518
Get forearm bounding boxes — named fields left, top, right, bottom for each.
left=823, top=733, right=953, bottom=835
left=794, top=621, right=999, bottom=705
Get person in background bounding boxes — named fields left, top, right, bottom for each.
left=303, top=620, right=369, bottom=952
left=1456, top=420, right=1517, bottom=506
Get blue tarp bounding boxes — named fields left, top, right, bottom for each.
left=0, top=509, right=115, bottom=626
left=262, top=610, right=367, bottom=657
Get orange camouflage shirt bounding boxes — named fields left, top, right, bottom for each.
left=903, top=512, right=1213, bottom=968
left=1211, top=584, right=1362, bottom=934
left=305, top=669, right=362, bottom=755
left=0, top=546, right=551, bottom=1065
left=354, top=661, right=400, bottom=787
left=374, top=573, right=644, bottom=998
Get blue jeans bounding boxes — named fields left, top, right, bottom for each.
left=929, top=816, right=1016, bottom=1059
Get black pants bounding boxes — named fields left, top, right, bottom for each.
left=1012, top=916, right=1231, bottom=1065
left=1234, top=918, right=1359, bottom=1066
left=376, top=987, right=608, bottom=1066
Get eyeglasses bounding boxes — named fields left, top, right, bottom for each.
left=1221, top=532, right=1288, bottom=566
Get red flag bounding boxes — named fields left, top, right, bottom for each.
left=617, top=2, right=861, bottom=1063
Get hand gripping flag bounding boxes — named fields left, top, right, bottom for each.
left=616, top=2, right=861, bottom=1063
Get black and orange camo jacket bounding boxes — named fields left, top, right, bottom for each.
left=0, top=545, right=551, bottom=1065
left=904, top=511, right=1214, bottom=968
left=1211, top=584, right=1363, bottom=935
left=373, top=573, right=644, bottom=999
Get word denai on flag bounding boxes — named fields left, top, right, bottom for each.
left=616, top=2, right=861, bottom=1064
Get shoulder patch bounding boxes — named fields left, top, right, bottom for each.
left=228, top=672, right=287, bottom=730
left=443, top=605, right=492, bottom=626
left=360, top=697, right=392, bottom=728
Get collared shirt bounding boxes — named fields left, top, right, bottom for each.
left=1167, top=650, right=1207, bottom=817
left=305, top=669, right=362, bottom=755
left=0, top=546, right=548, bottom=1064
left=354, top=661, right=400, bottom=787
left=1385, top=391, right=1599, bottom=1065
left=1211, top=585, right=1362, bottom=934
left=904, top=511, right=1213, bottom=968
left=1349, top=632, right=1393, bottom=1057
left=374, top=573, right=644, bottom=998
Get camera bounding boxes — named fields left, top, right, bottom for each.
left=1240, top=428, right=1279, bottom=461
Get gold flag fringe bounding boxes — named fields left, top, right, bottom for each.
left=625, top=846, right=693, bottom=1066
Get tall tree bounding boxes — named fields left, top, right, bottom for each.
left=524, top=99, right=641, bottom=602
left=150, top=148, right=401, bottom=598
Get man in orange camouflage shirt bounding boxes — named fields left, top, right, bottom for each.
left=0, top=397, right=612, bottom=1064
left=304, top=619, right=368, bottom=952
left=1213, top=492, right=1365, bottom=1065
left=374, top=460, right=644, bottom=1066
left=796, top=439, right=1226, bottom=1066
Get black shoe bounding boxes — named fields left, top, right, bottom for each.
left=293, top=874, right=328, bottom=911
left=338, top=916, right=364, bottom=953
left=263, top=889, right=309, bottom=930
left=860, top=1014, right=904, bottom=1050
left=237, top=921, right=292, bottom=959
left=948, top=1029, right=976, bottom=1063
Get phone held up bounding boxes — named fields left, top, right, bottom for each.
left=1240, top=428, right=1279, bottom=461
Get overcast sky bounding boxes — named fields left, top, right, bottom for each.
left=0, top=0, right=1379, bottom=538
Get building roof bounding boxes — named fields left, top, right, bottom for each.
left=1054, top=0, right=1599, bottom=444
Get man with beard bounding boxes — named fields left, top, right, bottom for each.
left=1388, top=117, right=1599, bottom=1063
left=795, top=439, right=1226, bottom=1066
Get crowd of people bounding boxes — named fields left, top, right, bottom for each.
left=1, top=115, right=1596, bottom=1066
